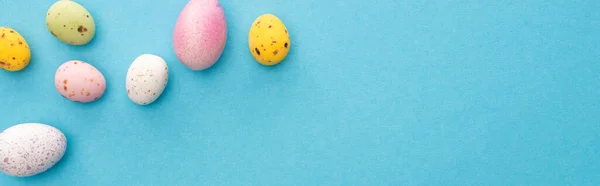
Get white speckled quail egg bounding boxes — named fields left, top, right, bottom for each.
left=0, top=123, right=67, bottom=177
left=126, top=54, right=169, bottom=105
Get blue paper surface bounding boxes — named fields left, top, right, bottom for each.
left=1, top=0, right=600, bottom=185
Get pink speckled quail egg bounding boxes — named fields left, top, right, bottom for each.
left=126, top=54, right=169, bottom=105
left=54, top=60, right=106, bottom=103
left=0, top=123, right=67, bottom=177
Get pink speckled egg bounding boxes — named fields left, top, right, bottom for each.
left=173, top=0, right=227, bottom=70
left=54, top=60, right=106, bottom=102
left=0, top=123, right=67, bottom=177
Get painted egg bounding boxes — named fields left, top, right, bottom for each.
left=54, top=60, right=106, bottom=103
left=0, top=27, right=30, bottom=71
left=126, top=54, right=169, bottom=105
left=173, top=0, right=227, bottom=70
left=248, top=14, right=291, bottom=66
left=0, top=123, right=67, bottom=177
left=46, top=0, right=95, bottom=45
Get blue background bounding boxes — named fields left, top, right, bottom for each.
left=1, top=0, right=599, bottom=185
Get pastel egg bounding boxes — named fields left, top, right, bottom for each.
left=173, top=0, right=227, bottom=70
left=126, top=54, right=169, bottom=105
left=248, top=14, right=291, bottom=66
left=0, top=123, right=67, bottom=177
left=0, top=27, right=31, bottom=71
left=46, top=0, right=95, bottom=45
left=54, top=60, right=106, bottom=103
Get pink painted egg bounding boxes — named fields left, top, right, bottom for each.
left=54, top=60, right=106, bottom=103
left=173, top=0, right=227, bottom=70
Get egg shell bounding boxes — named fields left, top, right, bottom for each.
left=0, top=27, right=31, bottom=71
left=126, top=54, right=169, bottom=105
left=46, top=0, right=95, bottom=45
left=54, top=60, right=106, bottom=103
left=173, top=0, right=227, bottom=70
left=0, top=123, right=67, bottom=177
left=248, top=14, right=291, bottom=66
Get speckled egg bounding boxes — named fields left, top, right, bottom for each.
left=0, top=27, right=30, bottom=71
left=0, top=123, right=67, bottom=177
left=248, top=14, right=291, bottom=66
left=173, top=0, right=227, bottom=70
left=54, top=60, right=106, bottom=103
left=126, top=54, right=169, bottom=105
left=46, top=0, right=95, bottom=45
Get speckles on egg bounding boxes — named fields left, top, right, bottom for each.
left=46, top=0, right=95, bottom=45
left=0, top=27, right=31, bottom=71
left=0, top=123, right=67, bottom=177
left=248, top=14, right=291, bottom=66
left=54, top=60, right=106, bottom=103
left=126, top=54, right=169, bottom=105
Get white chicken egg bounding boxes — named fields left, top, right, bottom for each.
left=126, top=54, right=169, bottom=105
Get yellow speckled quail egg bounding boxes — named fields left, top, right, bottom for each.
left=0, top=27, right=30, bottom=71
left=248, top=14, right=291, bottom=66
